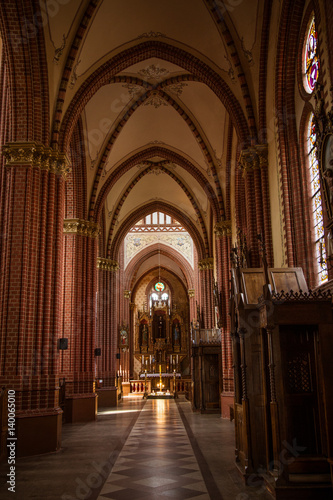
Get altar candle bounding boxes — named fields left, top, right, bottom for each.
left=159, top=364, right=161, bottom=374
left=142, top=355, right=144, bottom=364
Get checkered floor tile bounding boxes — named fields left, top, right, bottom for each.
left=97, top=399, right=210, bottom=500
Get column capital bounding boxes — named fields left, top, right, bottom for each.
left=188, top=289, right=195, bottom=298
left=214, top=220, right=232, bottom=237
left=97, top=257, right=120, bottom=272
left=124, top=290, right=131, bottom=299
left=238, top=147, right=258, bottom=176
left=63, top=219, right=101, bottom=238
left=198, top=257, right=214, bottom=271
left=2, top=142, right=71, bottom=179
left=238, top=144, right=269, bottom=176
left=255, top=144, right=268, bottom=169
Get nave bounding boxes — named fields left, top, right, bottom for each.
left=0, top=396, right=271, bottom=500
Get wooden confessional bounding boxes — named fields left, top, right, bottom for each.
left=230, top=265, right=333, bottom=499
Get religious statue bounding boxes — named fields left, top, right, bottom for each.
left=120, top=329, right=128, bottom=346
left=173, top=323, right=180, bottom=345
left=141, top=324, right=148, bottom=345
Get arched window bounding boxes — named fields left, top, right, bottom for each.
left=307, top=113, right=327, bottom=283
left=303, top=16, right=319, bottom=94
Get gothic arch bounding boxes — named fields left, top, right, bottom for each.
left=125, top=243, right=195, bottom=291
left=110, top=201, right=207, bottom=261
left=56, top=40, right=250, bottom=151
left=106, top=165, right=209, bottom=255
left=92, top=146, right=220, bottom=223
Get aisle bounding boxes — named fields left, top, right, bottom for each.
left=98, top=399, right=211, bottom=499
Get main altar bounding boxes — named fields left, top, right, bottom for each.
left=133, top=280, right=188, bottom=393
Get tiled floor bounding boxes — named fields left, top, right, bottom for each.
left=98, top=399, right=211, bottom=499
left=0, top=395, right=272, bottom=500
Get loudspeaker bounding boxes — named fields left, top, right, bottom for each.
left=94, top=348, right=101, bottom=356
left=59, top=338, right=68, bottom=350
left=116, top=353, right=121, bottom=359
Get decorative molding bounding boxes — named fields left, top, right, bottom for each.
left=63, top=219, right=101, bottom=238
left=138, top=64, right=169, bottom=80
left=124, top=290, right=131, bottom=299
left=188, top=289, right=195, bottom=298
left=198, top=257, right=214, bottom=271
left=224, top=55, right=236, bottom=83
left=122, top=83, right=142, bottom=98
left=271, top=289, right=332, bottom=302
left=144, top=92, right=168, bottom=109
left=97, top=257, right=120, bottom=272
left=137, top=31, right=166, bottom=39
left=69, top=59, right=80, bottom=89
left=167, top=82, right=188, bottom=97
left=241, top=37, right=254, bottom=66
left=3, top=142, right=70, bottom=179
left=53, top=34, right=66, bottom=64
left=214, top=220, right=232, bottom=237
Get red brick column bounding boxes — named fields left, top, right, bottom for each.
left=96, top=258, right=119, bottom=385
left=214, top=221, right=234, bottom=418
left=0, top=142, right=69, bottom=456
left=239, top=148, right=260, bottom=267
left=198, top=258, right=214, bottom=329
left=257, top=145, right=273, bottom=266
left=62, top=219, right=100, bottom=422
left=95, top=258, right=119, bottom=406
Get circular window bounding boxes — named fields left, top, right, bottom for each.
left=154, top=282, right=165, bottom=292
left=303, top=17, right=319, bottom=94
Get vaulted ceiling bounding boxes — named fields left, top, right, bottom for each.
left=42, top=0, right=265, bottom=274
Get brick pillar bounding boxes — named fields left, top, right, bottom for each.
left=239, top=148, right=260, bottom=267
left=198, top=258, right=214, bottom=328
left=257, top=144, right=273, bottom=266
left=0, top=142, right=69, bottom=456
left=188, top=289, right=196, bottom=325
left=96, top=258, right=119, bottom=407
left=214, top=220, right=234, bottom=418
left=62, top=219, right=100, bottom=422
left=239, top=145, right=273, bottom=268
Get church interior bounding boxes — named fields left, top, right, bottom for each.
left=1, top=0, right=333, bottom=499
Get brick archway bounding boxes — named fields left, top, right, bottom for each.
left=125, top=243, right=195, bottom=291
left=56, top=40, right=250, bottom=151
left=110, top=201, right=206, bottom=261
left=92, top=146, right=220, bottom=223
left=106, top=164, right=209, bottom=256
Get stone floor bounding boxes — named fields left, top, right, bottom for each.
left=0, top=395, right=272, bottom=500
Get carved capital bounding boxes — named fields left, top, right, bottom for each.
left=214, top=220, right=232, bottom=237
left=255, top=144, right=268, bottom=169
left=198, top=257, right=214, bottom=271
left=238, top=147, right=258, bottom=176
left=188, top=289, right=195, bottom=298
left=3, top=142, right=71, bottom=179
left=97, top=257, right=120, bottom=272
left=64, top=219, right=101, bottom=238
left=124, top=290, right=131, bottom=299
left=238, top=145, right=268, bottom=176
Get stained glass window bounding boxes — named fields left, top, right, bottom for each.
left=154, top=282, right=165, bottom=292
left=304, top=17, right=319, bottom=93
left=307, top=114, right=327, bottom=283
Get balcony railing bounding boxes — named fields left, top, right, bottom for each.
left=191, top=328, right=222, bottom=345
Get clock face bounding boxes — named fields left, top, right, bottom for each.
left=154, top=282, right=165, bottom=292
